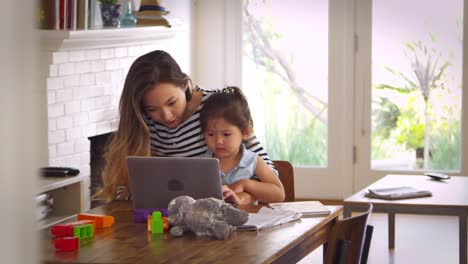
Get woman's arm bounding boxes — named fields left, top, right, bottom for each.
left=244, top=135, right=277, bottom=175
left=228, top=157, right=285, bottom=203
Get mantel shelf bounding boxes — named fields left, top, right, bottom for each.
left=39, top=25, right=185, bottom=51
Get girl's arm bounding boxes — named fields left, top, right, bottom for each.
left=228, top=157, right=285, bottom=203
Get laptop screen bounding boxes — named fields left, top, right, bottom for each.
left=127, top=156, right=223, bottom=209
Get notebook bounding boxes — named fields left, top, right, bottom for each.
left=268, top=201, right=331, bottom=217
left=236, top=207, right=302, bottom=231
left=127, top=156, right=223, bottom=209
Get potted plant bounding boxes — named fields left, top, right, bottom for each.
left=98, top=0, right=121, bottom=27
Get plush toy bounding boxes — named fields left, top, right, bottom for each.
left=167, top=195, right=249, bottom=240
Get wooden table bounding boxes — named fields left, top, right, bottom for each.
left=41, top=201, right=343, bottom=264
left=343, top=174, right=468, bottom=264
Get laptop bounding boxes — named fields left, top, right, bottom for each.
left=127, top=156, right=223, bottom=209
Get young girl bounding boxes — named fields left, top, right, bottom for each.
left=200, top=87, right=285, bottom=205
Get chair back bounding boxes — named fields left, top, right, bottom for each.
left=325, top=203, right=373, bottom=264
left=272, top=160, right=295, bottom=202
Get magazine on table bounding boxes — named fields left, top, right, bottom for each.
left=236, top=207, right=302, bottom=231
left=365, top=186, right=432, bottom=200
left=268, top=201, right=331, bottom=217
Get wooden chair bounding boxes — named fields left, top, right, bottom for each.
left=272, top=160, right=295, bottom=202
left=324, top=203, right=374, bottom=264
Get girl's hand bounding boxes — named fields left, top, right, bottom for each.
left=222, top=185, right=241, bottom=205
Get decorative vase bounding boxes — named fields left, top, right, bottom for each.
left=100, top=4, right=122, bottom=27
left=120, top=0, right=137, bottom=27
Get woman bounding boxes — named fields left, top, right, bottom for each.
left=101, top=50, right=276, bottom=201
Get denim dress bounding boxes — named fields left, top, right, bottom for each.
left=205, top=144, right=258, bottom=185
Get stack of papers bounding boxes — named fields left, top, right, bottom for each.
left=365, top=186, right=432, bottom=200
left=236, top=207, right=302, bottom=231
left=268, top=201, right=331, bottom=217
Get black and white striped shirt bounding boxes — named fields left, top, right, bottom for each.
left=145, top=87, right=276, bottom=172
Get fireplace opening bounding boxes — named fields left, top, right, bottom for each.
left=88, top=132, right=114, bottom=208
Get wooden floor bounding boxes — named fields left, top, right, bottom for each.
left=298, top=212, right=459, bottom=263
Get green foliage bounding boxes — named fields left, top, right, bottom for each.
left=287, top=120, right=327, bottom=165
left=98, top=0, right=119, bottom=5
left=429, top=120, right=460, bottom=170
left=392, top=96, right=425, bottom=151
left=372, top=96, right=400, bottom=139
left=249, top=75, right=327, bottom=166
left=373, top=36, right=451, bottom=168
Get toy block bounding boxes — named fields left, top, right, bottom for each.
left=77, top=213, right=114, bottom=228
left=73, top=224, right=93, bottom=239
left=134, top=208, right=168, bottom=223
left=51, top=220, right=95, bottom=237
left=147, top=215, right=151, bottom=232
left=151, top=211, right=163, bottom=234
left=54, top=237, right=79, bottom=251
left=162, top=217, right=169, bottom=231
left=148, top=215, right=170, bottom=232
left=51, top=225, right=74, bottom=238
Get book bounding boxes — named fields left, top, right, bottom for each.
left=77, top=0, right=88, bottom=30
left=365, top=186, right=432, bottom=200
left=236, top=207, right=301, bottom=231
left=268, top=201, right=331, bottom=217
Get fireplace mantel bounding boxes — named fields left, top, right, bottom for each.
left=39, top=26, right=184, bottom=51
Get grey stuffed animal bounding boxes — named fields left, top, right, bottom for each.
left=167, top=195, right=249, bottom=240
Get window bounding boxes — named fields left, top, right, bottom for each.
left=242, top=0, right=329, bottom=166
left=370, top=0, right=463, bottom=171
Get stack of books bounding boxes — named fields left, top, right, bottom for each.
left=36, top=193, right=54, bottom=220
left=38, top=0, right=90, bottom=30
left=136, top=0, right=171, bottom=27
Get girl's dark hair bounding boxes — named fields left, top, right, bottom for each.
left=200, top=86, right=253, bottom=133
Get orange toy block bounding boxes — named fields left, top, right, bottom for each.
left=77, top=213, right=114, bottom=228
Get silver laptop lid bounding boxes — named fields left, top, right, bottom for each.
left=127, top=156, right=223, bottom=209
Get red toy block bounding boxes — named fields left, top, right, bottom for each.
left=51, top=225, right=73, bottom=238
left=54, top=237, right=79, bottom=251
left=77, top=213, right=114, bottom=228
left=51, top=220, right=95, bottom=237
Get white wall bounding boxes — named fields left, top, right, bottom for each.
left=192, top=0, right=228, bottom=87
left=0, top=2, right=40, bottom=263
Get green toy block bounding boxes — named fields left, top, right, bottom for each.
left=151, top=211, right=163, bottom=234
left=73, top=224, right=94, bottom=239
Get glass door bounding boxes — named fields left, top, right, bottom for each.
left=241, top=0, right=356, bottom=198
left=354, top=0, right=465, bottom=189
left=242, top=0, right=329, bottom=167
